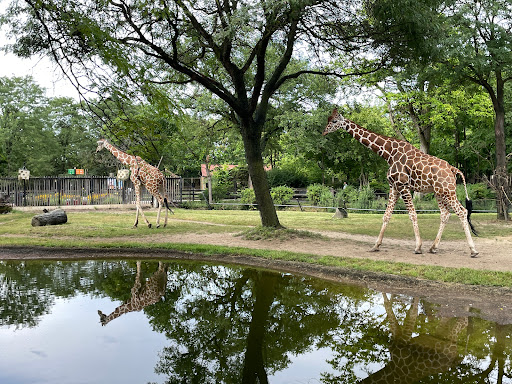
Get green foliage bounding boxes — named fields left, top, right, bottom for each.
left=270, top=186, right=294, bottom=206
left=354, top=185, right=375, bottom=210
left=466, top=183, right=495, bottom=200
left=307, top=184, right=332, bottom=206
left=335, top=185, right=358, bottom=207
left=239, top=188, right=256, bottom=208
left=210, top=184, right=229, bottom=202
left=267, top=168, right=307, bottom=188
left=0, top=76, right=100, bottom=177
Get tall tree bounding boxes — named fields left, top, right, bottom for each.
left=445, top=0, right=512, bottom=220
left=2, top=0, right=382, bottom=227
left=367, top=0, right=512, bottom=220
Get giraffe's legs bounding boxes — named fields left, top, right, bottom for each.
left=155, top=198, right=163, bottom=228
left=370, top=187, right=399, bottom=252
left=429, top=195, right=451, bottom=254
left=133, top=182, right=152, bottom=228
left=401, top=189, right=422, bottom=254
left=447, top=195, right=479, bottom=258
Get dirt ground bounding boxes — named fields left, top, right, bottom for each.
left=158, top=219, right=512, bottom=272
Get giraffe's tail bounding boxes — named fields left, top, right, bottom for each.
left=465, top=198, right=478, bottom=236
left=453, top=167, right=478, bottom=236
left=164, top=198, right=175, bottom=214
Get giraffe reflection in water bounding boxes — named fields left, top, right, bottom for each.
left=98, top=261, right=168, bottom=326
left=360, top=294, right=468, bottom=383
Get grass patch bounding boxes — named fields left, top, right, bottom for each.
left=236, top=226, right=325, bottom=241
left=3, top=240, right=512, bottom=287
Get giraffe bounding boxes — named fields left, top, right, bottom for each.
left=323, top=108, right=478, bottom=257
left=359, top=294, right=468, bottom=383
left=96, top=139, right=174, bottom=228
left=98, top=261, right=168, bottom=326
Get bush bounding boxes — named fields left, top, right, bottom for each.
left=239, top=188, right=256, bottom=209
left=307, top=184, right=332, bottom=206
left=456, top=182, right=495, bottom=201
left=267, top=168, right=307, bottom=188
left=353, top=185, right=375, bottom=209
left=335, top=185, right=358, bottom=207
left=211, top=184, right=229, bottom=202
left=270, top=186, right=294, bottom=206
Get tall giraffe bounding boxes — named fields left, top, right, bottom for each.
left=98, top=261, right=168, bottom=326
left=96, top=139, right=174, bottom=228
left=323, top=109, right=478, bottom=257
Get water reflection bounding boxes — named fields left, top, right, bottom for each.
left=98, top=261, right=168, bottom=326
left=0, top=259, right=511, bottom=384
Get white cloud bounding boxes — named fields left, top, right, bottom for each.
left=0, top=0, right=79, bottom=99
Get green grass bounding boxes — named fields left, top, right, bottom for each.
left=1, top=208, right=511, bottom=287
left=236, top=226, right=325, bottom=240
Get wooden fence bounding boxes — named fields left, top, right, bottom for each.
left=0, top=176, right=182, bottom=207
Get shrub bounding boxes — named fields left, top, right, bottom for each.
left=211, top=184, right=229, bottom=202
left=307, top=184, right=332, bottom=205
left=353, top=185, right=375, bottom=210
left=335, top=185, right=358, bottom=207
left=456, top=182, right=495, bottom=201
left=267, top=168, right=307, bottom=188
left=270, top=186, right=294, bottom=206
left=239, top=188, right=256, bottom=209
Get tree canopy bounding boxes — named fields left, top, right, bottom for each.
left=0, top=0, right=510, bottom=219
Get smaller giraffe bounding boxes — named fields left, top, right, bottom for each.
left=98, top=261, right=168, bottom=326
left=96, top=139, right=174, bottom=228
left=323, top=109, right=478, bottom=257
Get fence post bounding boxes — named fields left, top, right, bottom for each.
left=57, top=176, right=61, bottom=206
left=90, top=177, right=94, bottom=205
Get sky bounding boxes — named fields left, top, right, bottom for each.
left=0, top=1, right=79, bottom=99
left=0, top=51, right=80, bottom=99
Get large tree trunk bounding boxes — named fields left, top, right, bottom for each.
left=492, top=77, right=510, bottom=221
left=240, top=120, right=282, bottom=228
left=493, top=108, right=509, bottom=221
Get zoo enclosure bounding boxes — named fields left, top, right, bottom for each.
left=0, top=176, right=183, bottom=207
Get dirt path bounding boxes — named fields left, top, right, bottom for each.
left=128, top=220, right=512, bottom=272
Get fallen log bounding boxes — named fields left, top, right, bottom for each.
left=31, top=209, right=68, bottom=227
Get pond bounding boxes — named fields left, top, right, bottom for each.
left=0, top=259, right=511, bottom=384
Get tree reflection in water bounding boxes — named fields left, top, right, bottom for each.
left=0, top=259, right=511, bottom=383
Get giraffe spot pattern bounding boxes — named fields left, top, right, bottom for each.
left=322, top=108, right=478, bottom=256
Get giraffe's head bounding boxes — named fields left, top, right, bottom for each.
left=322, top=108, right=344, bottom=136
left=98, top=310, right=109, bottom=326
left=95, top=139, right=107, bottom=153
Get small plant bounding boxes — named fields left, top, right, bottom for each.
left=270, top=186, right=294, bottom=206
left=353, top=185, right=375, bottom=210
left=267, top=168, right=307, bottom=188
left=239, top=188, right=256, bottom=209
left=335, top=185, right=358, bottom=207
left=307, top=184, right=332, bottom=205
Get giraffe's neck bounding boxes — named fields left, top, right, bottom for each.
left=341, top=118, right=394, bottom=163
left=103, top=142, right=138, bottom=167
left=99, top=302, right=137, bottom=325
